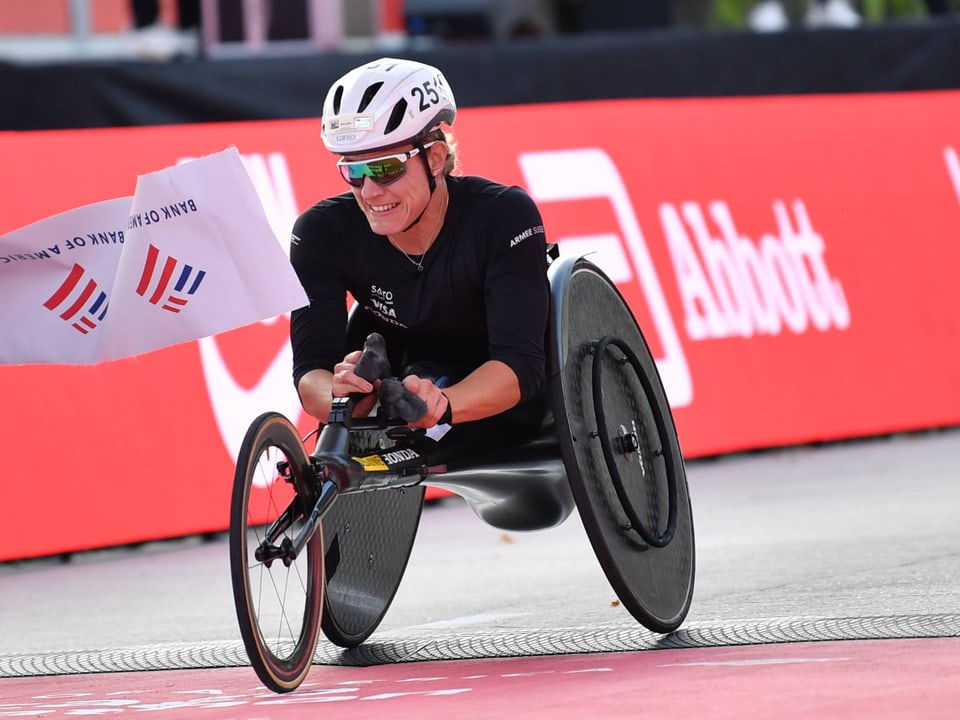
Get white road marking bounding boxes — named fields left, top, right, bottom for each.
left=659, top=657, right=849, bottom=668
left=375, top=612, right=529, bottom=635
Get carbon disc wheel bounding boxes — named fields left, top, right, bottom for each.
left=549, top=258, right=695, bottom=633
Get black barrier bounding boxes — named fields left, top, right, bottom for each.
left=2, top=22, right=960, bottom=130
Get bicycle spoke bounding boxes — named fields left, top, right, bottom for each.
left=230, top=413, right=323, bottom=693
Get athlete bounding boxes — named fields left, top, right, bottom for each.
left=289, top=58, right=552, bottom=454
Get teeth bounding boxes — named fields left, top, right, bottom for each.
left=371, top=203, right=399, bottom=212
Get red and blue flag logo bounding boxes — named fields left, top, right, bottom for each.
left=136, top=244, right=207, bottom=313
left=43, top=263, right=109, bottom=335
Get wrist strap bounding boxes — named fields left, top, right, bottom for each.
left=439, top=392, right=453, bottom=425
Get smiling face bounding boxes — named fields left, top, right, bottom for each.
left=342, top=142, right=448, bottom=238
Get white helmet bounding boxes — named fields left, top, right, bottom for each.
left=321, top=58, right=457, bottom=155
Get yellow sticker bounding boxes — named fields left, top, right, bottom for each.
left=353, top=455, right=389, bottom=472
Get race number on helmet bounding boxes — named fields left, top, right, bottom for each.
left=321, top=58, right=457, bottom=155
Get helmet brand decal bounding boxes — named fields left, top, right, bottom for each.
left=325, top=113, right=374, bottom=134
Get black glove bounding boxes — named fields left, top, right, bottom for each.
left=378, top=377, right=427, bottom=423
left=354, top=332, right=391, bottom=382
left=354, top=332, right=427, bottom=422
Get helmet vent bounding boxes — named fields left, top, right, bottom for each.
left=332, top=85, right=343, bottom=115
left=384, top=99, right=407, bottom=135
left=357, top=82, right=383, bottom=113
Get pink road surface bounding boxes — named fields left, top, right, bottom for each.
left=1, top=639, right=958, bottom=719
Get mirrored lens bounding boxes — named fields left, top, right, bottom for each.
left=339, top=156, right=407, bottom=187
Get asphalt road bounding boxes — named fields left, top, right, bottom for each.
left=2, top=428, right=959, bottom=674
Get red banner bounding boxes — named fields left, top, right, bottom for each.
left=3, top=90, right=960, bottom=560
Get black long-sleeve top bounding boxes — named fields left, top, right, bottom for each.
left=289, top=175, right=550, bottom=402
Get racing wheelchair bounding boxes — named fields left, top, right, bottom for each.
left=229, top=256, right=695, bottom=693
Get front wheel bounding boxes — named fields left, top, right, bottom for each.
left=229, top=412, right=323, bottom=693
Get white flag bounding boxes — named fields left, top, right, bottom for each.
left=0, top=148, right=308, bottom=365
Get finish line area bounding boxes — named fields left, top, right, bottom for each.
left=2, top=640, right=958, bottom=718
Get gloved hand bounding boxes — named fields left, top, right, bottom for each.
left=354, top=332, right=427, bottom=423
left=379, top=377, right=428, bottom=423
left=354, top=332, right=391, bottom=382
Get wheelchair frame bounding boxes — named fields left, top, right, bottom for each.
left=229, top=256, right=695, bottom=693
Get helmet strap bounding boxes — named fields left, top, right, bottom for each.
left=401, top=140, right=437, bottom=232
left=420, top=141, right=438, bottom=195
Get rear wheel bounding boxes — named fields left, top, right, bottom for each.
left=229, top=412, right=323, bottom=693
left=550, top=258, right=695, bottom=633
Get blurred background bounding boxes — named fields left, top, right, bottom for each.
left=1, top=0, right=959, bottom=64
left=3, top=0, right=959, bottom=130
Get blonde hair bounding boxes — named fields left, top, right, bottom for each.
left=425, top=128, right=459, bottom=176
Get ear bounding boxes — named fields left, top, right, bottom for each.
left=429, top=142, right=448, bottom=177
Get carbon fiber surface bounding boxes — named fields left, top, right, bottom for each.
left=320, top=485, right=425, bottom=647
left=551, top=259, right=695, bottom=632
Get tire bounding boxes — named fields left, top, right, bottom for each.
left=229, top=412, right=323, bottom=693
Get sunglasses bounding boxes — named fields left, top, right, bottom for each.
left=337, top=142, right=437, bottom=188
